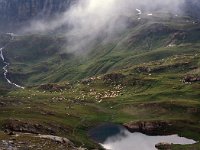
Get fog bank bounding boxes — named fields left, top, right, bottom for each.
left=24, top=0, right=186, bottom=53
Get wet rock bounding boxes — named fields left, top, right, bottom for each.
left=124, top=121, right=172, bottom=135
left=155, top=142, right=172, bottom=150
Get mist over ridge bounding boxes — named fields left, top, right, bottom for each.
left=0, top=0, right=199, bottom=53
left=23, top=0, right=188, bottom=52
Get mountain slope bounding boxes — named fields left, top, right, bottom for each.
left=0, top=48, right=199, bottom=149
left=0, top=0, right=200, bottom=32
left=1, top=13, right=199, bottom=87
left=0, top=2, right=200, bottom=150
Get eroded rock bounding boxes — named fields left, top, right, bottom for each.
left=103, top=73, right=125, bottom=83
left=124, top=121, right=172, bottom=135
left=37, top=134, right=73, bottom=145
left=183, top=75, right=200, bottom=83
left=155, top=142, right=172, bottom=150
left=39, top=83, right=69, bottom=92
left=3, top=120, right=55, bottom=134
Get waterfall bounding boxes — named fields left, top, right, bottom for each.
left=0, top=34, right=24, bottom=89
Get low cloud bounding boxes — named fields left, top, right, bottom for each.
left=23, top=0, right=186, bottom=53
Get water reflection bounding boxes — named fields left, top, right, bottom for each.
left=89, top=123, right=196, bottom=150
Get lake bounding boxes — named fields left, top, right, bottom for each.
left=88, top=123, right=196, bottom=150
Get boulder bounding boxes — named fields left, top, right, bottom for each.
left=155, top=142, right=172, bottom=150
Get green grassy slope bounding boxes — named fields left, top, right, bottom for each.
left=0, top=13, right=199, bottom=86
left=0, top=12, right=199, bottom=149
left=0, top=53, right=199, bottom=149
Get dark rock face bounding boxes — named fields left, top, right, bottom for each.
left=39, top=83, right=70, bottom=92
left=183, top=75, right=200, bottom=83
left=124, top=121, right=172, bottom=135
left=103, top=73, right=125, bottom=83
left=3, top=119, right=56, bottom=134
left=0, top=0, right=76, bottom=32
left=155, top=142, right=172, bottom=150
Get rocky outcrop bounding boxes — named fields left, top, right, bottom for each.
left=3, top=119, right=56, bottom=134
left=183, top=75, right=200, bottom=83
left=0, top=132, right=79, bottom=150
left=39, top=83, right=69, bottom=92
left=103, top=73, right=125, bottom=83
left=124, top=121, right=172, bottom=135
left=155, top=142, right=172, bottom=150
left=37, top=134, right=73, bottom=145
left=135, top=66, right=151, bottom=73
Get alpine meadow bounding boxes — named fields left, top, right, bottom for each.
left=0, top=0, right=200, bottom=150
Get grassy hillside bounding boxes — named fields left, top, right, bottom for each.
left=0, top=53, right=199, bottom=149
left=0, top=13, right=199, bottom=87
left=0, top=12, right=199, bottom=149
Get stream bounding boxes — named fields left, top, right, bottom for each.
left=0, top=34, right=24, bottom=89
